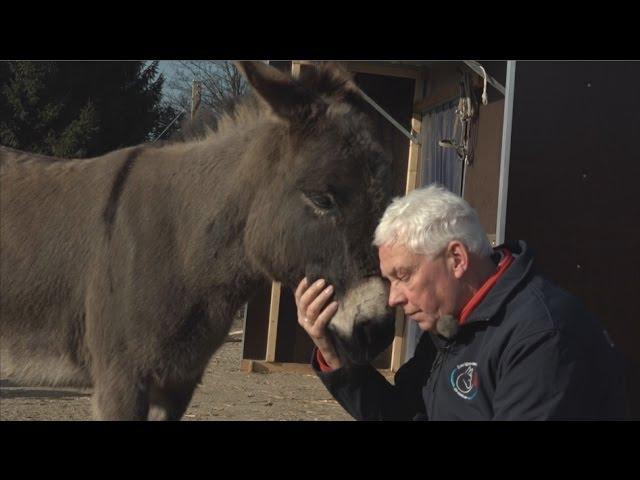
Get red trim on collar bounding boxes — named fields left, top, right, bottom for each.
left=458, top=248, right=514, bottom=325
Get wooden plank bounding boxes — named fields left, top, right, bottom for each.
left=343, top=61, right=423, bottom=79
left=413, top=83, right=459, bottom=113
left=404, top=114, right=423, bottom=191
left=295, top=60, right=422, bottom=80
left=291, top=61, right=302, bottom=78
left=265, top=281, right=281, bottom=362
left=241, top=359, right=395, bottom=377
left=240, top=359, right=253, bottom=373
left=390, top=307, right=407, bottom=372
left=414, top=74, right=483, bottom=113
left=406, top=72, right=425, bottom=192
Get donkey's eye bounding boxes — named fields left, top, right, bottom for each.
left=307, top=193, right=335, bottom=210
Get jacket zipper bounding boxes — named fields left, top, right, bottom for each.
left=428, top=342, right=452, bottom=417
left=431, top=343, right=451, bottom=392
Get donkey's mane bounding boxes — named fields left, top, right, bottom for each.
left=168, top=62, right=367, bottom=147
left=166, top=94, right=263, bottom=146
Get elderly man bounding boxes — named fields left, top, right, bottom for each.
left=295, top=185, right=628, bottom=420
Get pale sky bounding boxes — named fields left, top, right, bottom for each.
left=156, top=60, right=182, bottom=100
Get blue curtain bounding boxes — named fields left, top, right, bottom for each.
left=420, top=99, right=464, bottom=194
left=403, top=99, right=464, bottom=363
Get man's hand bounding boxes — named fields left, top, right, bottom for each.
left=295, top=277, right=342, bottom=370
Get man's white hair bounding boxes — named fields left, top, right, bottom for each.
left=373, top=184, right=492, bottom=258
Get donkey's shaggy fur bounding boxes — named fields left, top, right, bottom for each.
left=0, top=61, right=394, bottom=420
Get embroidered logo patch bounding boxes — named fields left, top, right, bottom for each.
left=450, top=362, right=479, bottom=400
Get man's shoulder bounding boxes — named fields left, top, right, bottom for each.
left=500, top=274, right=605, bottom=349
left=501, top=275, right=589, bottom=334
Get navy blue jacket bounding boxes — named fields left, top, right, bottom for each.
left=313, top=241, right=628, bottom=420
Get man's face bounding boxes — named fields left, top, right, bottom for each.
left=378, top=242, right=460, bottom=332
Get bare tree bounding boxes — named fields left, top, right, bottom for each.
left=164, top=61, right=248, bottom=119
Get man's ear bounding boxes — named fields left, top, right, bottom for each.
left=447, top=241, right=469, bottom=279
left=234, top=61, right=324, bottom=123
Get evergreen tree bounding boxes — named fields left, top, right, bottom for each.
left=0, top=61, right=180, bottom=158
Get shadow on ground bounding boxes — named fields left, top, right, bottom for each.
left=0, top=379, right=91, bottom=400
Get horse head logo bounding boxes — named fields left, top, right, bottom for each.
left=450, top=362, right=479, bottom=400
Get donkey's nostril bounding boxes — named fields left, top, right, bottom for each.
left=354, top=319, right=393, bottom=356
left=373, top=318, right=395, bottom=349
left=354, top=322, right=370, bottom=349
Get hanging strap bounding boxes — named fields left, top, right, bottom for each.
left=438, top=70, right=479, bottom=165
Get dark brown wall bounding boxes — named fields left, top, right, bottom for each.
left=242, top=280, right=272, bottom=360
left=354, top=72, right=415, bottom=197
left=506, top=61, right=640, bottom=418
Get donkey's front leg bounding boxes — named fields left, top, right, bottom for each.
left=92, top=367, right=150, bottom=421
left=147, top=379, right=200, bottom=421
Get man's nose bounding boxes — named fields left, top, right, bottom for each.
left=388, top=284, right=406, bottom=308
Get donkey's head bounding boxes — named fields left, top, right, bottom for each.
left=237, top=61, right=395, bottom=366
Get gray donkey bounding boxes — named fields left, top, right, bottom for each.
left=0, top=61, right=395, bottom=420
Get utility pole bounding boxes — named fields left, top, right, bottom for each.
left=191, top=80, right=202, bottom=120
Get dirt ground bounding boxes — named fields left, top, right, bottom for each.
left=0, top=319, right=359, bottom=421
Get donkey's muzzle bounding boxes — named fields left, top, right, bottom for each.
left=331, top=314, right=396, bottom=366
left=326, top=276, right=395, bottom=366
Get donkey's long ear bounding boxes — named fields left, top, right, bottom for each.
left=297, top=61, right=370, bottom=114
left=235, top=61, right=320, bottom=123
left=305, top=62, right=361, bottom=98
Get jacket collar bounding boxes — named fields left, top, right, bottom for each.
left=463, top=240, right=534, bottom=325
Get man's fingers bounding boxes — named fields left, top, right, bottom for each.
left=294, top=277, right=309, bottom=302
left=294, top=278, right=338, bottom=335
left=299, top=278, right=326, bottom=310
left=306, top=284, right=334, bottom=318
left=314, top=301, right=339, bottom=330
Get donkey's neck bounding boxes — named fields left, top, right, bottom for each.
left=165, top=116, right=285, bottom=305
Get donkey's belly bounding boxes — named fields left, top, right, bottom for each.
left=0, top=335, right=92, bottom=388
left=0, top=300, right=92, bottom=388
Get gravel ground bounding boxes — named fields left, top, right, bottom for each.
left=0, top=333, right=355, bottom=421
